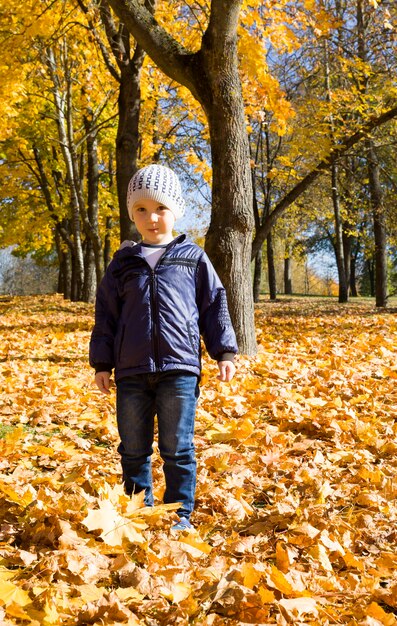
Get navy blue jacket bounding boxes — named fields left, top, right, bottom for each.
left=89, top=235, right=238, bottom=381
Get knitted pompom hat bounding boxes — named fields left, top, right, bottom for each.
left=126, top=164, right=186, bottom=221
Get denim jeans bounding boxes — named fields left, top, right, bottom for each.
left=116, top=372, right=200, bottom=520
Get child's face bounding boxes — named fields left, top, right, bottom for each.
left=131, top=198, right=176, bottom=245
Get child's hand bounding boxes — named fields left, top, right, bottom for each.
left=95, top=371, right=112, bottom=394
left=217, top=360, right=236, bottom=382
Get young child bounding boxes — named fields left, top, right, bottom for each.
left=89, top=163, right=237, bottom=530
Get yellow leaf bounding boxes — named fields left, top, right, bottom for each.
left=42, top=599, right=61, bottom=625
left=357, top=466, right=384, bottom=485
left=305, top=397, right=327, bottom=407
left=320, top=530, right=345, bottom=556
left=178, top=533, right=212, bottom=554
left=159, top=582, right=192, bottom=603
left=0, top=580, right=31, bottom=607
left=0, top=568, right=17, bottom=581
left=267, top=566, right=294, bottom=595
left=83, top=499, right=146, bottom=547
left=316, top=480, right=334, bottom=504
left=276, top=541, right=291, bottom=573
left=342, top=550, right=365, bottom=572
left=308, top=544, right=333, bottom=572
left=115, top=587, right=145, bottom=603
left=0, top=480, right=34, bottom=507
left=241, top=562, right=263, bottom=589
left=258, top=585, right=275, bottom=603
left=367, top=602, right=397, bottom=625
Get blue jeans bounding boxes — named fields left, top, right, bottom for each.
left=116, top=372, right=199, bottom=520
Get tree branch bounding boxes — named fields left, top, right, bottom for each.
left=106, top=0, right=201, bottom=101
left=251, top=103, right=397, bottom=258
left=76, top=0, right=121, bottom=82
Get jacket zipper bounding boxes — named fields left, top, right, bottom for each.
left=150, top=268, right=160, bottom=370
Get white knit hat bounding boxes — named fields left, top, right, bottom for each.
left=126, top=164, right=186, bottom=221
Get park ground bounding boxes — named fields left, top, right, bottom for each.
left=1, top=294, right=397, bottom=625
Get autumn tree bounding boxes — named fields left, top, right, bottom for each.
left=250, top=0, right=397, bottom=308
left=0, top=1, right=119, bottom=301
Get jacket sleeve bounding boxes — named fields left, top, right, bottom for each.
left=196, top=252, right=238, bottom=361
left=89, top=263, right=121, bottom=372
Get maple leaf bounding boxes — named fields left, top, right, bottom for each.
left=83, top=499, right=146, bottom=547
left=77, top=591, right=140, bottom=625
left=0, top=581, right=31, bottom=607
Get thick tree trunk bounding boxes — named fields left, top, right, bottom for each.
left=61, top=251, right=72, bottom=300
left=105, top=152, right=115, bottom=268
left=201, top=20, right=256, bottom=354
left=367, top=141, right=388, bottom=307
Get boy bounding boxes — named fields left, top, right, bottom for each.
left=89, top=163, right=237, bottom=531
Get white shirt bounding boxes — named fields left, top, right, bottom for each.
left=140, top=243, right=167, bottom=269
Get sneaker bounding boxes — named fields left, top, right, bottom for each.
left=171, top=517, right=193, bottom=532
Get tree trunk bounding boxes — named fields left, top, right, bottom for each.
left=267, top=231, right=277, bottom=300
left=104, top=215, right=113, bottom=269
left=201, top=25, right=256, bottom=353
left=46, top=46, right=85, bottom=301
left=116, top=47, right=144, bottom=242
left=98, top=0, right=150, bottom=243
left=367, top=259, right=375, bottom=297
left=367, top=141, right=388, bottom=307
left=350, top=254, right=358, bottom=297
left=331, top=163, right=349, bottom=302
left=105, top=151, right=115, bottom=268
left=84, top=111, right=105, bottom=288
left=284, top=250, right=292, bottom=295
left=253, top=250, right=262, bottom=303
left=342, top=225, right=351, bottom=295
left=83, top=240, right=97, bottom=302
left=107, top=0, right=257, bottom=355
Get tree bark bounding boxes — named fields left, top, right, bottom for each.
left=267, top=231, right=277, bottom=300
left=367, top=259, right=375, bottom=297
left=350, top=253, right=358, bottom=297
left=107, top=0, right=257, bottom=354
left=253, top=250, right=262, bottom=303
left=284, top=248, right=292, bottom=295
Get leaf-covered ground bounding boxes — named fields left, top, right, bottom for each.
left=1, top=294, right=397, bottom=625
